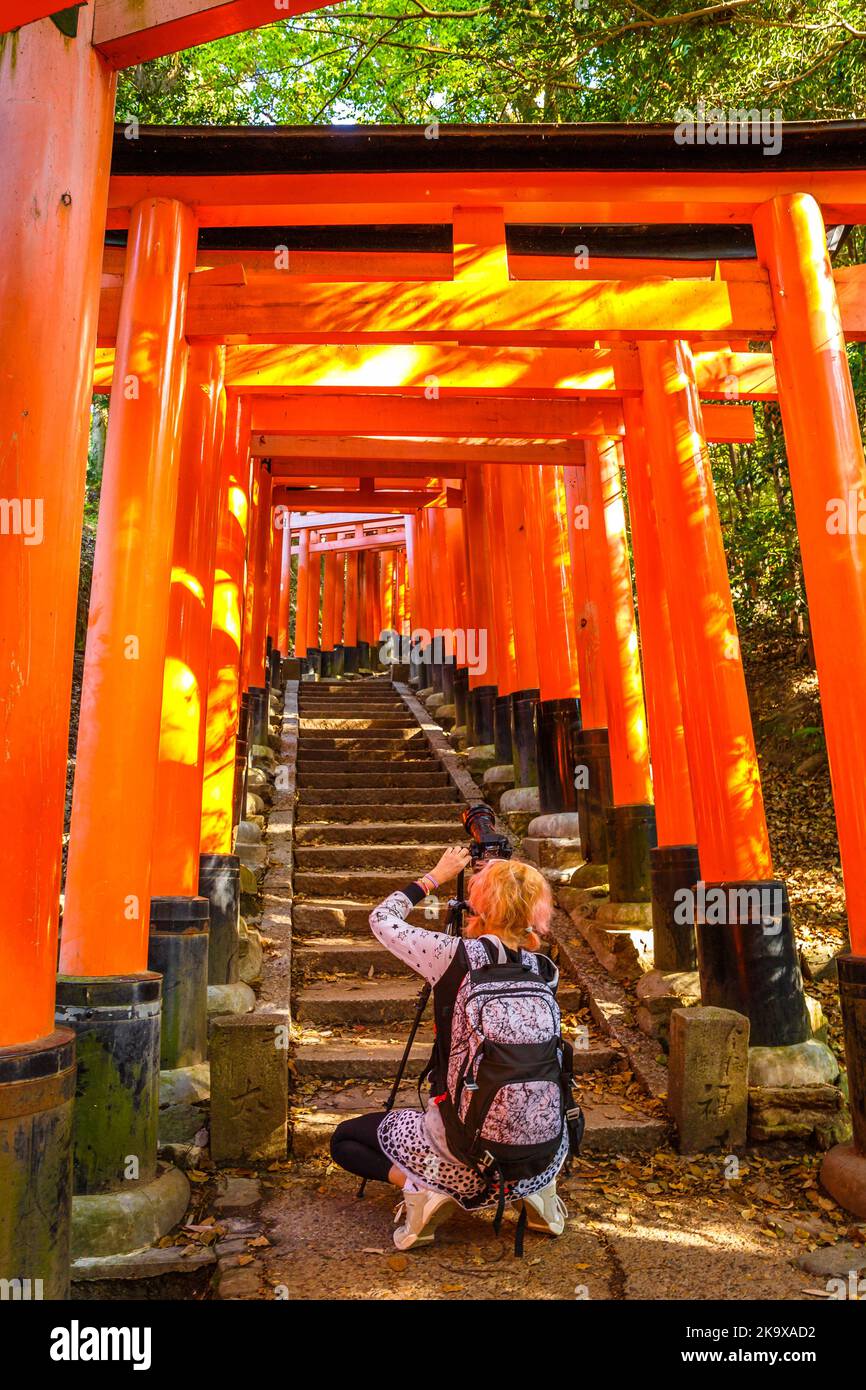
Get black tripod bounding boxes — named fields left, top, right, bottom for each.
left=356, top=870, right=467, bottom=1199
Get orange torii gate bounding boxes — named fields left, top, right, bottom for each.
left=3, top=4, right=866, bottom=1292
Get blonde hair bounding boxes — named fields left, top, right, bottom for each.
left=465, top=858, right=553, bottom=952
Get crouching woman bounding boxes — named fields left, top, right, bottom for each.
left=329, top=845, right=574, bottom=1251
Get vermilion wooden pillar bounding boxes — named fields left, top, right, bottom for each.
left=523, top=463, right=581, bottom=814
left=200, top=396, right=252, bottom=857
left=306, top=535, right=322, bottom=673
left=344, top=549, right=360, bottom=671
left=462, top=464, right=502, bottom=754
left=563, top=458, right=606, bottom=730
left=293, top=529, right=311, bottom=659
left=240, top=460, right=262, bottom=694
left=151, top=344, right=226, bottom=899
left=0, top=8, right=116, bottom=1298
left=754, top=193, right=866, bottom=1204
left=0, top=14, right=115, bottom=1043
left=277, top=517, right=291, bottom=658
left=62, top=196, right=197, bottom=977
left=267, top=510, right=282, bottom=653
left=249, top=467, right=272, bottom=690
left=396, top=549, right=408, bottom=634
left=640, top=339, right=809, bottom=1049
left=498, top=464, right=542, bottom=786
left=483, top=465, right=518, bottom=701
left=622, top=397, right=699, bottom=969
left=331, top=550, right=346, bottom=674
left=584, top=436, right=655, bottom=891
left=320, top=550, right=338, bottom=676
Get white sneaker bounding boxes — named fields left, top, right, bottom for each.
left=393, top=1189, right=455, bottom=1250
left=522, top=1181, right=568, bottom=1236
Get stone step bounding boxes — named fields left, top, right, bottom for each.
left=298, top=770, right=452, bottom=789
left=300, top=718, right=416, bottom=731
left=294, top=1036, right=433, bottom=1080
left=297, top=786, right=460, bottom=807
left=298, top=748, right=432, bottom=763
left=293, top=899, right=450, bottom=935
left=294, top=1033, right=619, bottom=1081
left=295, top=974, right=584, bottom=1025
left=300, top=736, right=427, bottom=751
left=297, top=758, right=436, bottom=776
left=295, top=938, right=415, bottom=977
left=299, top=701, right=407, bottom=712
left=294, top=820, right=462, bottom=846
left=291, top=1084, right=668, bottom=1159
left=296, top=799, right=462, bottom=824
left=294, top=843, right=453, bottom=873
left=294, top=869, right=437, bottom=898
left=296, top=978, right=425, bottom=1026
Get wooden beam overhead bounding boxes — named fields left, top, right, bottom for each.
left=99, top=271, right=778, bottom=344
left=276, top=489, right=441, bottom=512
left=250, top=394, right=626, bottom=440
left=93, top=0, right=334, bottom=68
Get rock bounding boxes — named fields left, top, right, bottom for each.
left=426, top=693, right=446, bottom=713
left=794, top=751, right=827, bottom=778
left=821, top=1143, right=866, bottom=1219
left=500, top=784, right=541, bottom=837
left=159, top=1062, right=210, bottom=1108
left=748, top=1039, right=840, bottom=1089
left=238, top=862, right=259, bottom=896
left=235, top=843, right=267, bottom=871
left=213, top=1176, right=262, bottom=1212
left=635, top=969, right=701, bottom=1044
left=207, top=982, right=256, bottom=1017
left=246, top=793, right=266, bottom=817
left=236, top=820, right=263, bottom=844
left=465, top=744, right=497, bottom=777
left=748, top=1084, right=850, bottom=1148
left=521, top=837, right=583, bottom=871
left=805, top=993, right=829, bottom=1041
left=210, top=1012, right=290, bottom=1164
left=668, top=1007, right=750, bottom=1153
left=528, top=812, right=582, bottom=840
left=797, top=1242, right=866, bottom=1278
left=436, top=702, right=456, bottom=729
left=216, top=1265, right=263, bottom=1299
left=238, top=927, right=264, bottom=985
left=71, top=1244, right=216, bottom=1282
left=481, top=765, right=515, bottom=811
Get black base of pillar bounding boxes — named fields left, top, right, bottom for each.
left=573, top=727, right=613, bottom=863
left=332, top=644, right=346, bottom=678
left=536, top=696, right=581, bottom=814
left=55, top=974, right=161, bottom=1195
left=453, top=667, right=469, bottom=730
left=838, top=955, right=866, bottom=1154
left=282, top=656, right=302, bottom=682
left=494, top=694, right=513, bottom=765
left=469, top=684, right=497, bottom=746
left=441, top=661, right=456, bottom=704
left=511, top=688, right=540, bottom=787
left=606, top=803, right=657, bottom=902
left=357, top=640, right=371, bottom=670
left=0, top=1029, right=75, bottom=1299
left=306, top=647, right=322, bottom=679
left=199, top=852, right=241, bottom=985
left=342, top=644, right=359, bottom=674
left=650, top=843, right=701, bottom=971
left=696, top=879, right=811, bottom=1047
left=232, top=735, right=248, bottom=827
left=248, top=684, right=268, bottom=748
left=319, top=649, right=334, bottom=678
left=147, top=896, right=210, bottom=1069
left=269, top=648, right=282, bottom=687
left=431, top=661, right=445, bottom=694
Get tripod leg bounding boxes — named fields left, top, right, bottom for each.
left=357, top=980, right=432, bottom=1199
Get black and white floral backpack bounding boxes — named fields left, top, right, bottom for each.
left=419, top=936, right=585, bottom=1240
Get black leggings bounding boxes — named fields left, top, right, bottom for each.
left=330, top=1110, right=393, bottom=1184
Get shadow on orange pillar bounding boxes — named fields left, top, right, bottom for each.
left=151, top=344, right=226, bottom=898
left=463, top=463, right=499, bottom=691
left=62, top=196, right=197, bottom=977
left=586, top=437, right=652, bottom=808
left=240, top=460, right=262, bottom=694
left=639, top=340, right=772, bottom=884
left=563, top=457, right=607, bottom=731
left=293, top=529, right=311, bottom=658
left=755, top=194, right=866, bottom=959
left=498, top=464, right=541, bottom=785
left=622, top=399, right=696, bottom=849
left=200, top=397, right=251, bottom=858
left=277, top=515, right=291, bottom=657
left=249, top=466, right=272, bottom=690
left=0, top=14, right=116, bottom=1044
left=482, top=465, right=518, bottom=699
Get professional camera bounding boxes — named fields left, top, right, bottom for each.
left=461, top=803, right=513, bottom=863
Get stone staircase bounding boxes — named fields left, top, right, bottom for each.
left=289, top=677, right=667, bottom=1159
